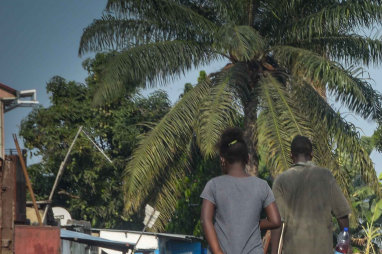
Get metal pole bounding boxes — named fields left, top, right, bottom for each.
left=12, top=134, right=42, bottom=226
left=42, top=126, right=83, bottom=222
left=133, top=211, right=155, bottom=253
left=81, top=129, right=112, bottom=164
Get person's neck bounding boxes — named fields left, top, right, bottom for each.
left=293, top=155, right=311, bottom=164
left=227, top=163, right=250, bottom=177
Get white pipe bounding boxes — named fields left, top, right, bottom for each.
left=17, top=100, right=39, bottom=104
left=19, top=89, right=37, bottom=101
left=19, top=89, right=36, bottom=94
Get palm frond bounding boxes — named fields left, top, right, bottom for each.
left=273, top=1, right=382, bottom=44
left=295, top=81, right=380, bottom=194
left=195, top=64, right=244, bottom=157
left=141, top=153, right=189, bottom=232
left=79, top=13, right=218, bottom=56
left=79, top=17, right=164, bottom=55
left=273, top=46, right=382, bottom=120
left=123, top=79, right=211, bottom=212
left=299, top=33, right=382, bottom=67
left=106, top=0, right=217, bottom=31
left=93, top=40, right=219, bottom=105
left=258, top=74, right=311, bottom=175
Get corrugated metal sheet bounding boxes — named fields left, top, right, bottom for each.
left=92, top=228, right=203, bottom=241
left=99, top=230, right=158, bottom=254
left=61, top=229, right=135, bottom=253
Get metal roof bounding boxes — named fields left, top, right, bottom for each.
left=92, top=228, right=203, bottom=241
left=0, top=82, right=17, bottom=94
left=61, top=229, right=135, bottom=252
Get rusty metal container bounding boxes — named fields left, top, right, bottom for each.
left=14, top=225, right=61, bottom=254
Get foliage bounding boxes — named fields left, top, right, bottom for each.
left=166, top=154, right=220, bottom=236
left=19, top=53, right=171, bottom=229
left=80, top=0, right=382, bottom=230
left=345, top=137, right=382, bottom=252
left=374, top=124, right=382, bottom=152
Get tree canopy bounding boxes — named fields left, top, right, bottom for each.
left=20, top=53, right=171, bottom=228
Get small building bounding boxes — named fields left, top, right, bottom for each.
left=0, top=82, right=38, bottom=160
left=92, top=229, right=205, bottom=254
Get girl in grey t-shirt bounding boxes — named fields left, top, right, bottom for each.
left=201, top=127, right=281, bottom=254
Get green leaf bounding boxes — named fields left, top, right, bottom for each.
left=373, top=199, right=382, bottom=221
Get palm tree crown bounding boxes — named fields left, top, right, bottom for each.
left=80, top=0, right=382, bottom=230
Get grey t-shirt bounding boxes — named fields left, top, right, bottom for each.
left=201, top=175, right=275, bottom=254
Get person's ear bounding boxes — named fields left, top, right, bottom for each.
left=220, top=157, right=225, bottom=166
left=247, top=154, right=250, bottom=164
left=310, top=152, right=313, bottom=160
left=290, top=152, right=293, bottom=159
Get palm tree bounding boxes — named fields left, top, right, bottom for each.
left=80, top=0, right=382, bottom=230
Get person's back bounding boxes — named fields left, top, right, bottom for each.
left=271, top=136, right=351, bottom=254
left=201, top=127, right=281, bottom=254
left=202, top=175, right=275, bottom=253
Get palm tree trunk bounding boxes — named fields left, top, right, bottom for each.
left=243, top=96, right=259, bottom=176
left=248, top=0, right=259, bottom=27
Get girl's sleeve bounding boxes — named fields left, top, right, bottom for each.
left=200, top=180, right=216, bottom=204
left=263, top=182, right=276, bottom=208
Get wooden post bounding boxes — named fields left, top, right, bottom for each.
left=42, top=126, right=83, bottom=222
left=263, top=230, right=271, bottom=254
left=12, top=134, right=42, bottom=226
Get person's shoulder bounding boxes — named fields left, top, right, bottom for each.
left=205, top=175, right=225, bottom=185
left=209, top=175, right=225, bottom=181
left=274, top=170, right=289, bottom=183
left=252, top=176, right=269, bottom=185
left=309, top=165, right=333, bottom=176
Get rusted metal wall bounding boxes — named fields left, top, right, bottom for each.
left=14, top=225, right=61, bottom=254
left=1, top=154, right=27, bottom=253
left=2, top=156, right=16, bottom=254
left=0, top=158, right=3, bottom=254
left=14, top=155, right=26, bottom=224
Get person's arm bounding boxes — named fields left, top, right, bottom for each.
left=271, top=224, right=283, bottom=254
left=330, top=172, right=352, bottom=254
left=201, top=199, right=224, bottom=254
left=270, top=178, right=285, bottom=254
left=260, top=202, right=281, bottom=230
left=337, top=215, right=349, bottom=231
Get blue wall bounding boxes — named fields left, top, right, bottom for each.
left=167, top=241, right=201, bottom=254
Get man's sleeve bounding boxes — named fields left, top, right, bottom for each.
left=331, top=174, right=351, bottom=218
left=272, top=177, right=286, bottom=221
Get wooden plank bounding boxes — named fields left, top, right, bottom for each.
left=263, top=230, right=271, bottom=254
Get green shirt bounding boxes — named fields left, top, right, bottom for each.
left=272, top=161, right=351, bottom=254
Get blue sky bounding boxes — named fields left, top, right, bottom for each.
left=1, top=1, right=381, bottom=174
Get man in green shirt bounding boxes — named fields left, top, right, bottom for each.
left=271, top=136, right=351, bottom=254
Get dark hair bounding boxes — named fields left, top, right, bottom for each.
left=291, top=135, right=312, bottom=156
left=216, top=127, right=248, bottom=164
